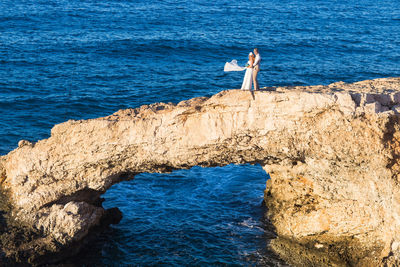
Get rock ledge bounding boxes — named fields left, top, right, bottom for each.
left=1, top=77, right=400, bottom=265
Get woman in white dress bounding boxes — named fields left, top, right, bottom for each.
left=241, top=52, right=255, bottom=90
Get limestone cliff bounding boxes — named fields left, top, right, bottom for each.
left=1, top=77, right=400, bottom=265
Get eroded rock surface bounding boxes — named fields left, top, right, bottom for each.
left=1, top=77, right=400, bottom=265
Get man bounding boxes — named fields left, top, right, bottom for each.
left=252, top=48, right=261, bottom=90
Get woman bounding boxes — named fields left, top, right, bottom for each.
left=241, top=52, right=254, bottom=90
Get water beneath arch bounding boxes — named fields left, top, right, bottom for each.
left=68, top=164, right=287, bottom=266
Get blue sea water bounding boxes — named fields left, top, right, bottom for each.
left=0, top=0, right=399, bottom=265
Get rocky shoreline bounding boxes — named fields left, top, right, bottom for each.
left=1, top=77, right=400, bottom=265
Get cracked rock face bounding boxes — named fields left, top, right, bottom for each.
left=1, top=77, right=400, bottom=265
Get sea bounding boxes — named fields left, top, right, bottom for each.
left=0, top=0, right=399, bottom=265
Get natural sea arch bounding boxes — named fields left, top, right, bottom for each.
left=1, top=78, right=400, bottom=265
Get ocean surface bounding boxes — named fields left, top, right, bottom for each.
left=0, top=0, right=399, bottom=265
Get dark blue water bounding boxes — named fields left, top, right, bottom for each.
left=71, top=165, right=285, bottom=266
left=0, top=0, right=399, bottom=265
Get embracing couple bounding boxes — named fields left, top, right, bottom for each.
left=241, top=48, right=261, bottom=91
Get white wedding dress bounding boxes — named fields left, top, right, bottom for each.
left=241, top=61, right=253, bottom=90
left=224, top=59, right=252, bottom=90
left=224, top=60, right=245, bottom=71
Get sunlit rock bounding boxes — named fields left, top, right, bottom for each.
left=1, top=77, right=400, bottom=265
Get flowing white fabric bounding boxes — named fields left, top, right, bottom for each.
left=241, top=62, right=253, bottom=90
left=224, top=60, right=246, bottom=72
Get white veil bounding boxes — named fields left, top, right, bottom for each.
left=224, top=59, right=246, bottom=72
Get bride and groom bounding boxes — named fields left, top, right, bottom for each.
left=241, top=48, right=261, bottom=90
left=224, top=48, right=261, bottom=91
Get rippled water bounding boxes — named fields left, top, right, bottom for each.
left=0, top=0, right=399, bottom=265
left=69, top=165, right=286, bottom=266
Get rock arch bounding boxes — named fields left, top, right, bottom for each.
left=1, top=77, right=400, bottom=265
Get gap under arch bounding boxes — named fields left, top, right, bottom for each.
left=66, top=164, right=286, bottom=266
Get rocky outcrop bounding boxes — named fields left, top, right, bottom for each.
left=1, top=77, right=400, bottom=265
